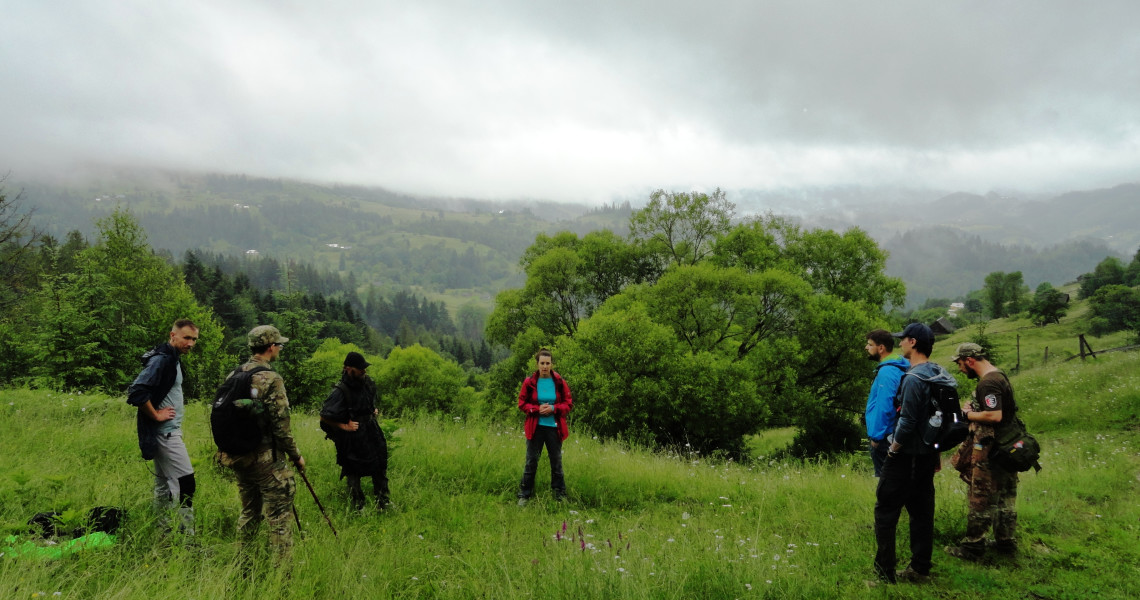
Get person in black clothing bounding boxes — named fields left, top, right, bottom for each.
left=320, top=352, right=389, bottom=510
left=872, top=323, right=957, bottom=585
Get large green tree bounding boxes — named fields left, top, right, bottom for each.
left=1080, top=256, right=1127, bottom=299
left=30, top=209, right=224, bottom=393
left=629, top=188, right=734, bottom=268
left=486, top=230, right=657, bottom=346
left=1029, top=282, right=1068, bottom=326
left=1088, top=284, right=1140, bottom=339
left=487, top=190, right=906, bottom=456
left=0, top=182, right=41, bottom=309
left=983, top=271, right=1025, bottom=318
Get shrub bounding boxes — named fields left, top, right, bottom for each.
left=374, top=344, right=471, bottom=416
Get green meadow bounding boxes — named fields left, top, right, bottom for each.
left=0, top=361, right=1136, bottom=598
left=1, top=319, right=1139, bottom=598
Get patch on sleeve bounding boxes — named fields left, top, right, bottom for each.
left=250, top=387, right=259, bottom=399
left=983, top=393, right=998, bottom=409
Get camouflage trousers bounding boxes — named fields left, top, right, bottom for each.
left=220, top=449, right=297, bottom=563
left=963, top=457, right=1018, bottom=546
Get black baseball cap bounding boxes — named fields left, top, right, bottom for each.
left=892, top=322, right=934, bottom=347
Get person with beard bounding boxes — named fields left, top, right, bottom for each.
left=945, top=343, right=1020, bottom=560
left=320, top=352, right=390, bottom=510
left=872, top=323, right=956, bottom=585
left=863, top=329, right=909, bottom=477
left=127, top=319, right=200, bottom=535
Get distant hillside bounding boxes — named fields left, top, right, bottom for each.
left=793, top=183, right=1138, bottom=255
left=12, top=168, right=1132, bottom=311
left=14, top=170, right=631, bottom=305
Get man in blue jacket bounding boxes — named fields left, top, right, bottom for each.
left=864, top=329, right=908, bottom=477
left=126, top=319, right=199, bottom=535
left=872, top=322, right=957, bottom=585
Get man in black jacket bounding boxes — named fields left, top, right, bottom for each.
left=126, top=319, right=199, bottom=535
left=320, top=352, right=389, bottom=510
left=873, top=323, right=956, bottom=584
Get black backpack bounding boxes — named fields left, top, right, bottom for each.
left=210, top=366, right=271, bottom=455
left=916, top=378, right=969, bottom=452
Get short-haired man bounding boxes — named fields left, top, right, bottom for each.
left=945, top=342, right=1020, bottom=560
left=127, top=319, right=200, bottom=535
left=516, top=348, right=573, bottom=506
left=864, top=329, right=908, bottom=477
left=320, top=351, right=390, bottom=511
left=873, top=322, right=957, bottom=584
left=217, top=325, right=305, bottom=564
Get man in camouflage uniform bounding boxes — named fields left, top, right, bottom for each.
left=946, top=342, right=1019, bottom=560
left=217, top=325, right=306, bottom=564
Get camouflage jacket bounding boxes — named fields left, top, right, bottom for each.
left=236, top=357, right=301, bottom=463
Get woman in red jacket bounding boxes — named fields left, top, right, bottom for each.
left=516, top=348, right=573, bottom=505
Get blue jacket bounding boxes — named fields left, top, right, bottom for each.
left=126, top=343, right=185, bottom=460
left=891, top=360, right=957, bottom=455
left=865, top=354, right=908, bottom=442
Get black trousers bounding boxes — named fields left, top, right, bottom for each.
left=518, top=425, right=565, bottom=498
left=873, top=452, right=940, bottom=580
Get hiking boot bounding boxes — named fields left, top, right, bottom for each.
left=987, top=539, right=1017, bottom=555
left=945, top=543, right=984, bottom=561
left=895, top=566, right=931, bottom=584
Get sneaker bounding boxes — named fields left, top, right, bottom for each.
left=945, top=544, right=984, bottom=561
left=517, top=497, right=529, bottom=507
left=895, top=566, right=931, bottom=584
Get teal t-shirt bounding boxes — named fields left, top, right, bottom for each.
left=537, top=377, right=557, bottom=428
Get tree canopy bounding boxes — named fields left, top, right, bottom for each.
left=486, top=191, right=905, bottom=456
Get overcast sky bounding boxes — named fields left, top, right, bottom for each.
left=2, top=1, right=1139, bottom=202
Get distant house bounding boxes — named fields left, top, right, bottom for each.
left=947, top=302, right=965, bottom=316
left=931, top=316, right=956, bottom=335
left=245, top=249, right=260, bottom=256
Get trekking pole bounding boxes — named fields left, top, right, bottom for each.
left=292, top=503, right=303, bottom=534
left=298, top=468, right=338, bottom=537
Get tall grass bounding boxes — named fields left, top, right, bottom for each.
left=1, top=353, right=1138, bottom=598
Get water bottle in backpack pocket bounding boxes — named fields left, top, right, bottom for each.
left=922, top=381, right=969, bottom=452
